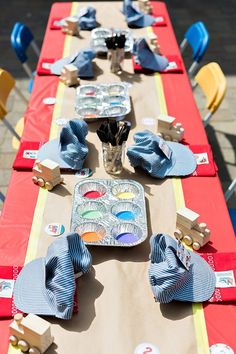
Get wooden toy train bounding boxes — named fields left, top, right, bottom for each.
left=32, top=159, right=63, bottom=191
left=9, top=313, right=54, bottom=354
left=174, top=207, right=211, bottom=250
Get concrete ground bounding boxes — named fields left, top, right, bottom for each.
left=0, top=0, right=235, bottom=210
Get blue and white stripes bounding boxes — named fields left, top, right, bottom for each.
left=14, top=232, right=92, bottom=319
left=148, top=234, right=216, bottom=303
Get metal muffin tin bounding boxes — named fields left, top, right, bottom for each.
left=71, top=179, right=147, bottom=247
left=91, top=27, right=134, bottom=54
left=75, top=82, right=131, bottom=120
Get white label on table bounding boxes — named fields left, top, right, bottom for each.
left=166, top=61, right=177, bottom=69
left=134, top=342, right=160, bottom=354
left=23, top=150, right=38, bottom=159
left=194, top=152, right=209, bottom=165
left=155, top=16, right=164, bottom=23
left=215, top=270, right=236, bottom=288
left=0, top=279, right=14, bottom=298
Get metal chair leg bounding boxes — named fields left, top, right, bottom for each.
left=225, top=179, right=236, bottom=202
left=2, top=118, right=21, bottom=140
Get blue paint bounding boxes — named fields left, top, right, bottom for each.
left=116, top=211, right=135, bottom=221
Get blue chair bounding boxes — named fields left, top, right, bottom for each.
left=180, top=21, right=209, bottom=78
left=11, top=22, right=40, bottom=92
left=225, top=179, right=236, bottom=234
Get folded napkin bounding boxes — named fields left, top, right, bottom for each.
left=37, top=119, right=89, bottom=170
left=133, top=38, right=169, bottom=72
left=123, top=0, right=157, bottom=28
left=49, top=49, right=96, bottom=78
left=127, top=130, right=196, bottom=178
left=201, top=252, right=236, bottom=303
left=13, top=141, right=45, bottom=170
left=189, top=144, right=218, bottom=177
left=0, top=265, right=22, bottom=318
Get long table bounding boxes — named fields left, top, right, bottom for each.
left=0, top=2, right=236, bottom=354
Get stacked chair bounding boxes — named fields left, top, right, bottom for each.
left=11, top=22, right=40, bottom=93
left=180, top=21, right=209, bottom=78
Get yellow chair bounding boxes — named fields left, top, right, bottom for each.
left=0, top=68, right=27, bottom=146
left=194, top=62, right=227, bottom=127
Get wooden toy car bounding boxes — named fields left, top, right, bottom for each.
left=157, top=114, right=184, bottom=142
left=174, top=207, right=211, bottom=250
left=62, top=17, right=80, bottom=36
left=32, top=159, right=64, bottom=191
left=138, top=0, right=153, bottom=14
left=60, top=64, right=80, bottom=87
left=9, top=313, right=54, bottom=354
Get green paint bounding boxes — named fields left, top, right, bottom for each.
left=81, top=210, right=103, bottom=219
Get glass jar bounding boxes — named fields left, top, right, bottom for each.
left=102, top=142, right=126, bottom=175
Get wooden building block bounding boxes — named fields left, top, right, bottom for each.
left=177, top=208, right=199, bottom=227
left=158, top=115, right=175, bottom=129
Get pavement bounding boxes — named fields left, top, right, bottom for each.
left=0, top=0, right=235, bottom=210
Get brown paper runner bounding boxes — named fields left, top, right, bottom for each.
left=34, top=3, right=197, bottom=353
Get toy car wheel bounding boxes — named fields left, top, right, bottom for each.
left=18, top=340, right=29, bottom=352
left=192, top=241, right=201, bottom=250
left=29, top=347, right=41, bottom=354
left=9, top=335, right=18, bottom=346
left=32, top=176, right=38, bottom=184
left=164, top=135, right=171, bottom=141
left=174, top=229, right=183, bottom=240
left=45, top=181, right=53, bottom=191
left=183, top=235, right=193, bottom=246
left=37, top=178, right=45, bottom=187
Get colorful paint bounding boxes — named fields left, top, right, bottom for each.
left=116, top=210, right=135, bottom=221
left=116, top=191, right=135, bottom=200
left=115, top=232, right=139, bottom=244
left=81, top=231, right=103, bottom=242
left=81, top=210, right=103, bottom=219
left=83, top=190, right=105, bottom=199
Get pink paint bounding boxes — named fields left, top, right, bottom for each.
left=83, top=190, right=105, bottom=199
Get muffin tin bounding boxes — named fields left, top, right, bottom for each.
left=75, top=83, right=131, bottom=120
left=90, top=28, right=134, bottom=54
left=71, top=179, right=147, bottom=247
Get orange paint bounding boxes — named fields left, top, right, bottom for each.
left=81, top=231, right=103, bottom=242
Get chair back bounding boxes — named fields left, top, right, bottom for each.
left=195, top=62, right=227, bottom=114
left=0, top=68, right=15, bottom=113
left=185, top=21, right=209, bottom=63
left=11, top=22, right=34, bottom=63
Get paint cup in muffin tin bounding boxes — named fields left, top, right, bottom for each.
left=75, top=82, right=131, bottom=121
left=71, top=179, right=147, bottom=246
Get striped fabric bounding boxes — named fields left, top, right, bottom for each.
left=13, top=233, right=92, bottom=319
left=133, top=38, right=169, bottom=71
left=123, top=0, right=156, bottom=27
left=148, top=234, right=216, bottom=303
left=60, top=119, right=88, bottom=170
left=50, top=49, right=96, bottom=77
left=127, top=130, right=196, bottom=178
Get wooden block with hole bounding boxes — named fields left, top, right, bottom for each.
left=9, top=313, right=54, bottom=354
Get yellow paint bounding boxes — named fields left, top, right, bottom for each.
left=7, top=3, right=77, bottom=354
left=147, top=26, right=210, bottom=354
left=116, top=192, right=135, bottom=200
